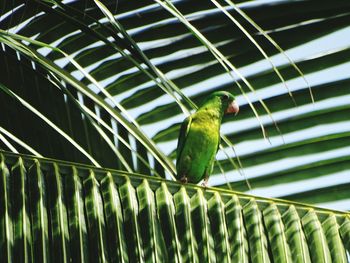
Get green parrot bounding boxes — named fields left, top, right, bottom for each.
left=176, top=91, right=239, bottom=186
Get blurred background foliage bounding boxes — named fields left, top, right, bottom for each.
left=0, top=0, right=350, bottom=210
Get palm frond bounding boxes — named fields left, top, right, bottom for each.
left=0, top=151, right=349, bottom=261
left=1, top=0, right=350, bottom=210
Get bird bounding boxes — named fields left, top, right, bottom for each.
left=176, top=91, right=239, bottom=186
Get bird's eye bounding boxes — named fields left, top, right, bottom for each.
left=222, top=94, right=229, bottom=100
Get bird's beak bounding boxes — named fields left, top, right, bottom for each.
left=225, top=100, right=239, bottom=115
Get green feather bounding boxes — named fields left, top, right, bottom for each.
left=176, top=91, right=237, bottom=184
left=176, top=116, right=192, bottom=165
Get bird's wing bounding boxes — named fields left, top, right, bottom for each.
left=176, top=115, right=192, bottom=164
left=216, top=136, right=221, bottom=153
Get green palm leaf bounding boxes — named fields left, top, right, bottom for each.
left=1, top=0, right=350, bottom=209
left=0, top=151, right=349, bottom=262
left=1, top=1, right=350, bottom=261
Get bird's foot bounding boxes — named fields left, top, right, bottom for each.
left=201, top=177, right=209, bottom=187
left=180, top=176, right=188, bottom=184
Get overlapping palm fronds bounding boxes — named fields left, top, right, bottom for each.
left=0, top=0, right=349, bottom=209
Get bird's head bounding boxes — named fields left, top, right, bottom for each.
left=204, top=91, right=239, bottom=116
